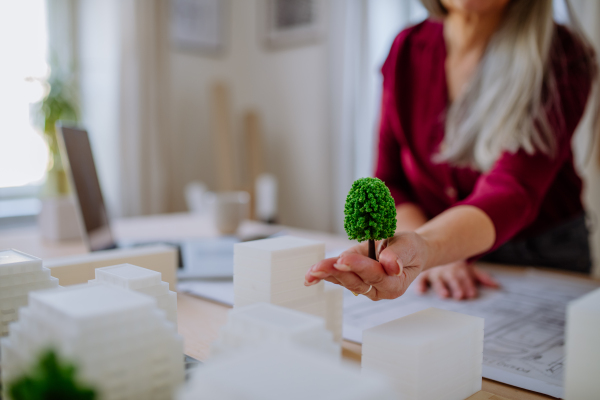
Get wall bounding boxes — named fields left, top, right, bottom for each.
left=167, top=0, right=331, bottom=231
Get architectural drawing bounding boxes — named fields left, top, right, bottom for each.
left=342, top=268, right=599, bottom=398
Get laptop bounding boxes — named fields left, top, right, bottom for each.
left=56, top=124, right=237, bottom=279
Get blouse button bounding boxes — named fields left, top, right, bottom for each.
left=445, top=186, right=457, bottom=200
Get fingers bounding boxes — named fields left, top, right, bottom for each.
left=473, top=267, right=500, bottom=288
left=323, top=276, right=342, bottom=286
left=415, top=272, right=429, bottom=294
left=308, top=255, right=374, bottom=297
left=334, top=253, right=387, bottom=286
left=305, top=257, right=337, bottom=285
left=411, top=262, right=498, bottom=300
left=458, top=273, right=477, bottom=299
left=430, top=273, right=450, bottom=298
left=329, top=268, right=374, bottom=299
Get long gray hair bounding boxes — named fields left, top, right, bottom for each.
left=420, top=0, right=597, bottom=171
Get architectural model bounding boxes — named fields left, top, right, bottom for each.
left=211, top=302, right=339, bottom=359
left=564, top=287, right=600, bottom=399
left=362, top=307, right=483, bottom=400
left=179, top=344, right=396, bottom=400
left=90, top=263, right=177, bottom=326
left=233, top=236, right=343, bottom=341
left=0, top=249, right=59, bottom=337
left=1, top=283, right=184, bottom=400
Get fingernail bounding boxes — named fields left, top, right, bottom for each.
left=310, top=271, right=328, bottom=278
left=305, top=279, right=320, bottom=286
left=333, top=263, right=351, bottom=272
left=395, top=259, right=404, bottom=276
left=309, top=264, right=317, bottom=271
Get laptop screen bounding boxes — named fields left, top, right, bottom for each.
left=58, top=126, right=116, bottom=251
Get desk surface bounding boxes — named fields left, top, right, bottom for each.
left=0, top=213, right=568, bottom=400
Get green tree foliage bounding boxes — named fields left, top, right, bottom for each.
left=344, top=177, right=396, bottom=242
left=7, top=349, right=96, bottom=400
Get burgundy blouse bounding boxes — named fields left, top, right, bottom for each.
left=375, top=20, right=592, bottom=252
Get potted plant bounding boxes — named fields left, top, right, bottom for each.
left=34, top=71, right=81, bottom=241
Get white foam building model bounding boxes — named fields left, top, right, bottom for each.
left=89, top=263, right=177, bottom=326
left=564, top=287, right=600, bottom=399
left=1, top=283, right=184, bottom=400
left=0, top=249, right=59, bottom=337
left=179, top=344, right=397, bottom=400
left=233, top=236, right=343, bottom=341
left=211, top=302, right=340, bottom=360
left=362, top=307, right=484, bottom=400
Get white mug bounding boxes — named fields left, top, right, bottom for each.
left=209, top=191, right=250, bottom=235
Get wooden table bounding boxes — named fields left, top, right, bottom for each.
left=0, top=213, right=572, bottom=400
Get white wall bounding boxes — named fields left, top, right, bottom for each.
left=168, top=0, right=332, bottom=231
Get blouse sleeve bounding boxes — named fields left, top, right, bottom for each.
left=374, top=32, right=415, bottom=207
left=455, top=53, right=593, bottom=252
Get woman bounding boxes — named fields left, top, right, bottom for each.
left=305, top=0, right=597, bottom=301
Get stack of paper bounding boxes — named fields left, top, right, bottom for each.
left=211, top=302, right=340, bottom=359
left=1, top=284, right=184, bottom=399
left=179, top=344, right=397, bottom=400
left=233, top=236, right=343, bottom=341
left=362, top=307, right=483, bottom=400
left=0, top=249, right=59, bottom=337
left=564, top=287, right=600, bottom=399
left=89, top=263, right=177, bottom=326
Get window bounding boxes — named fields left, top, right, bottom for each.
left=0, top=0, right=49, bottom=191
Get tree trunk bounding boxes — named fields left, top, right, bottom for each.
left=368, top=239, right=376, bottom=261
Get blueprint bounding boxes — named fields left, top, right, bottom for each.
left=342, top=267, right=599, bottom=398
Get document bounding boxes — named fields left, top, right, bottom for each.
left=342, top=267, right=599, bottom=398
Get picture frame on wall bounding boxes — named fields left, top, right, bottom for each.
left=262, top=0, right=323, bottom=50
left=170, top=0, right=228, bottom=54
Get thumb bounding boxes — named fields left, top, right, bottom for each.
left=378, top=247, right=403, bottom=276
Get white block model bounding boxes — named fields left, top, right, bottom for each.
left=90, top=263, right=177, bottom=326
left=179, top=344, right=397, bottom=400
left=233, top=236, right=343, bottom=341
left=211, top=302, right=340, bottom=359
left=564, top=288, right=600, bottom=399
left=362, top=307, right=484, bottom=400
left=1, top=283, right=184, bottom=400
left=0, top=249, right=59, bottom=337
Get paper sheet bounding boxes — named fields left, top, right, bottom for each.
left=342, top=268, right=599, bottom=398
left=177, top=267, right=598, bottom=398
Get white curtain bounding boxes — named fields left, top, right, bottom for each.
left=118, top=0, right=170, bottom=217
left=327, top=0, right=425, bottom=234
left=76, top=0, right=171, bottom=218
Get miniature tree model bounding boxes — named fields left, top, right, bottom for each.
left=344, top=177, right=396, bottom=260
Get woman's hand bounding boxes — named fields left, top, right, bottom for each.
left=304, top=232, right=431, bottom=301
left=414, top=260, right=499, bottom=300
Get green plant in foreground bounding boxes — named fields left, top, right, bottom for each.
left=7, top=349, right=96, bottom=400
left=344, top=177, right=396, bottom=260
